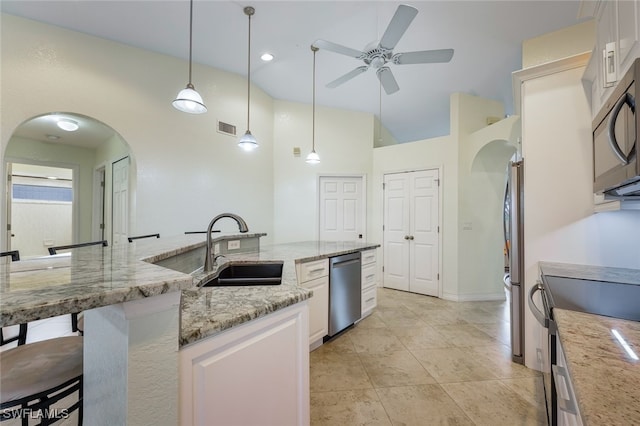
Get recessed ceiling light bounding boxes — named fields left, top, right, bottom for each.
left=57, top=118, right=79, bottom=131
left=260, top=53, right=274, bottom=62
left=46, top=134, right=60, bottom=141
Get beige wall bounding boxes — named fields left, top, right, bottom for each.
left=1, top=13, right=275, bottom=243
left=522, top=20, right=596, bottom=68
left=273, top=100, right=374, bottom=243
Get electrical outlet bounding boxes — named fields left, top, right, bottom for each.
left=227, top=240, right=241, bottom=250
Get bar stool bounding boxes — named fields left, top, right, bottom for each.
left=0, top=336, right=83, bottom=424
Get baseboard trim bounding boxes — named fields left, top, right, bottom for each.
left=442, top=292, right=506, bottom=302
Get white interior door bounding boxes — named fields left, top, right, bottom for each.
left=383, top=170, right=440, bottom=297
left=383, top=173, right=410, bottom=291
left=319, top=176, right=365, bottom=241
left=112, top=157, right=129, bottom=247
left=409, top=170, right=439, bottom=296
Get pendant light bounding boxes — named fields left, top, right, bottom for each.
left=238, top=6, right=258, bottom=151
left=172, top=0, right=207, bottom=114
left=306, top=45, right=320, bottom=164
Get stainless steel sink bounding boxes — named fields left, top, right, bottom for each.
left=200, top=261, right=283, bottom=287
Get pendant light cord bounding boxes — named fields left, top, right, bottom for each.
left=188, top=0, right=194, bottom=86
left=246, top=9, right=253, bottom=130
left=312, top=47, right=317, bottom=151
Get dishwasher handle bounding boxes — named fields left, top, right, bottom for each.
left=331, top=258, right=361, bottom=268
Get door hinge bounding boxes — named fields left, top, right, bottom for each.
left=382, top=266, right=384, bottom=272
left=382, top=182, right=386, bottom=190
left=382, top=225, right=385, bottom=231
left=6, top=224, right=11, bottom=231
left=434, top=178, right=440, bottom=186
left=437, top=273, right=440, bottom=280
left=100, top=223, right=105, bottom=230
left=437, top=226, right=440, bottom=233
left=101, top=180, right=105, bottom=187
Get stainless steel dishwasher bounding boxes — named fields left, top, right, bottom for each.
left=327, top=251, right=361, bottom=338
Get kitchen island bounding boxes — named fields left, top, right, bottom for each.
left=0, top=234, right=379, bottom=426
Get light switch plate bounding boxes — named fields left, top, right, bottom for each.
left=227, top=240, right=241, bottom=250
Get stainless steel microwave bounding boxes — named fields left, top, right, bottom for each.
left=593, top=58, right=640, bottom=197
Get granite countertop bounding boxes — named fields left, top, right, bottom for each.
left=0, top=234, right=379, bottom=348
left=0, top=233, right=264, bottom=326
left=180, top=240, right=380, bottom=346
left=554, top=309, right=640, bottom=425
left=538, top=261, right=640, bottom=425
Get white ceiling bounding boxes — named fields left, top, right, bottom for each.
left=2, top=1, right=587, bottom=143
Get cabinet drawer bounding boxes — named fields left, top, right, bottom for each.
left=298, top=258, right=329, bottom=283
left=361, top=249, right=376, bottom=265
left=362, top=286, right=377, bottom=314
left=361, top=263, right=377, bottom=290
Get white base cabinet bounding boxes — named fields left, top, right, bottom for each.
left=179, top=302, right=310, bottom=426
left=296, top=258, right=329, bottom=350
left=361, top=249, right=378, bottom=317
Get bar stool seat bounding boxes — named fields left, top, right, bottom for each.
left=1, top=336, right=83, bottom=424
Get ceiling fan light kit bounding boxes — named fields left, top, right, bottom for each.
left=314, top=4, right=454, bottom=95
left=238, top=6, right=259, bottom=151
left=173, top=0, right=207, bottom=114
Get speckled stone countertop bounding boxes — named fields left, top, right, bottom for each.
left=0, top=233, right=264, bottom=326
left=0, top=234, right=379, bottom=348
left=180, top=240, right=380, bottom=346
left=554, top=309, right=640, bottom=425
left=539, top=261, right=640, bottom=425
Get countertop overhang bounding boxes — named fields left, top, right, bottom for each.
left=0, top=235, right=380, bottom=348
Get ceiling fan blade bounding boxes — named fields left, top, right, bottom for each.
left=379, top=4, right=418, bottom=50
left=327, top=66, right=369, bottom=88
left=376, top=67, right=400, bottom=95
left=394, top=48, right=455, bottom=65
left=313, top=39, right=365, bottom=59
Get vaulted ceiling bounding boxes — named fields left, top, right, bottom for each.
left=2, top=1, right=587, bottom=143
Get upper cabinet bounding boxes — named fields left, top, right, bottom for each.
left=583, top=0, right=640, bottom=117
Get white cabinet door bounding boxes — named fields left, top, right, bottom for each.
left=302, top=276, right=329, bottom=345
left=383, top=170, right=440, bottom=297
left=180, top=303, right=310, bottom=426
left=616, top=0, right=639, bottom=77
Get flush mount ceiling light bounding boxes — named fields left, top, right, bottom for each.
left=172, top=0, right=207, bottom=114
left=260, top=52, right=274, bottom=62
left=57, top=118, right=79, bottom=132
left=306, top=45, right=320, bottom=164
left=238, top=6, right=259, bottom=152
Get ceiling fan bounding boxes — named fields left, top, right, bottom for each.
left=314, top=4, right=454, bottom=95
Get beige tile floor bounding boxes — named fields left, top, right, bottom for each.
left=310, top=287, right=547, bottom=426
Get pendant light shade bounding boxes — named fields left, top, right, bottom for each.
left=239, top=6, right=258, bottom=151
left=306, top=45, right=320, bottom=164
left=173, top=0, right=207, bottom=114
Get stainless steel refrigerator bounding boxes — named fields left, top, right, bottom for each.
left=503, top=160, right=524, bottom=365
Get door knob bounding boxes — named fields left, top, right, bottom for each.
left=404, top=235, right=410, bottom=240
left=409, top=235, right=414, bottom=240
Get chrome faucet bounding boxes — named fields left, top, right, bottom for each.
left=204, top=213, right=249, bottom=272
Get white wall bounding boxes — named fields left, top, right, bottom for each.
left=522, top=20, right=596, bottom=68
left=273, top=100, right=374, bottom=243
left=373, top=134, right=458, bottom=296
left=1, top=14, right=274, bottom=244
